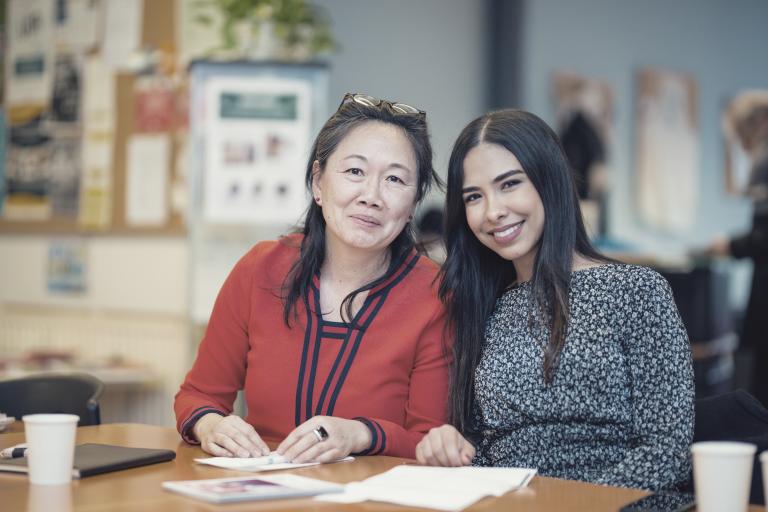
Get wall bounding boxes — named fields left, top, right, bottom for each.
left=0, top=0, right=490, bottom=424
left=519, top=0, right=768, bottom=307
left=520, top=0, right=768, bottom=250
left=314, top=0, right=490, bottom=204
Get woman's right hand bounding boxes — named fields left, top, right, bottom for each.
left=416, top=424, right=476, bottom=467
left=193, top=413, right=270, bottom=458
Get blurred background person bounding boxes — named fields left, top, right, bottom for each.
left=705, top=93, right=768, bottom=405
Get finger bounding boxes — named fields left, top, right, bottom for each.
left=282, top=431, right=318, bottom=462
left=430, top=432, right=452, bottom=467
left=446, top=431, right=465, bottom=467
left=419, top=437, right=437, bottom=466
left=461, top=441, right=476, bottom=464
left=293, top=438, right=332, bottom=463
left=415, top=442, right=425, bottom=464
left=314, top=447, right=343, bottom=464
left=228, top=430, right=264, bottom=458
left=229, top=420, right=270, bottom=456
left=276, top=426, right=305, bottom=455
left=214, top=432, right=250, bottom=458
left=204, top=439, right=233, bottom=457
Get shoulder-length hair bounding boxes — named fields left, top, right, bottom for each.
left=283, top=99, right=439, bottom=325
left=441, top=109, right=607, bottom=432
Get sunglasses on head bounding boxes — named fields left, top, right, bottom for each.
left=338, top=92, right=426, bottom=118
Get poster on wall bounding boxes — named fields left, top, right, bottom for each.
left=552, top=72, right=614, bottom=238
left=635, top=68, right=699, bottom=233
left=722, top=90, right=768, bottom=197
left=203, top=77, right=313, bottom=224
left=5, top=0, right=55, bottom=116
left=47, top=239, right=87, bottom=294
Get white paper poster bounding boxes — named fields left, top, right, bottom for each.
left=635, top=69, right=699, bottom=233
left=79, top=55, right=114, bottom=228
left=101, top=0, right=142, bottom=70
left=6, top=0, right=56, bottom=107
left=55, top=0, right=101, bottom=51
left=126, top=134, right=170, bottom=226
left=203, top=77, right=312, bottom=224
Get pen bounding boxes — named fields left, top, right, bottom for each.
left=0, top=444, right=27, bottom=459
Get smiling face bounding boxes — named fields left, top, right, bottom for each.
left=312, top=121, right=419, bottom=255
left=462, top=142, right=545, bottom=280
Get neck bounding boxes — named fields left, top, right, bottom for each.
left=512, top=251, right=536, bottom=284
left=513, top=251, right=598, bottom=284
left=321, top=238, right=391, bottom=289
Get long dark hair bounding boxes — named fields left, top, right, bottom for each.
left=283, top=98, right=439, bottom=325
left=441, top=109, right=608, bottom=432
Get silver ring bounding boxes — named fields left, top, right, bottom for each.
left=312, top=426, right=329, bottom=442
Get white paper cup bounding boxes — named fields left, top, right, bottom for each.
left=27, top=480, right=73, bottom=512
left=22, top=414, right=79, bottom=486
left=691, top=441, right=756, bottom=512
left=760, top=451, right=768, bottom=512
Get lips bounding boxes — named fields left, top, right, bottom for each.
left=350, top=214, right=381, bottom=227
left=489, top=221, right=524, bottom=243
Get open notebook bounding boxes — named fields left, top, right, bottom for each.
left=0, top=443, right=176, bottom=478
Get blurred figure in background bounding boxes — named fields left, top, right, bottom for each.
left=416, top=206, right=446, bottom=263
left=706, top=92, right=768, bottom=405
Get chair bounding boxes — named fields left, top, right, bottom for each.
left=683, top=389, right=768, bottom=504
left=0, top=372, right=105, bottom=426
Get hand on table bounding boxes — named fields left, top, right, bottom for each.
left=276, top=415, right=371, bottom=463
left=416, top=424, right=475, bottom=467
left=193, top=413, right=269, bottom=458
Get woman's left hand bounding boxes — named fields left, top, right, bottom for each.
left=276, top=416, right=372, bottom=463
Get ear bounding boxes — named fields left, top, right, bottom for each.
left=310, top=160, right=322, bottom=205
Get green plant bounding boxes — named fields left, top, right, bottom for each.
left=193, top=0, right=336, bottom=59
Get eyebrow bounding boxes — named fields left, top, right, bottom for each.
left=462, top=169, right=523, bottom=193
left=343, top=154, right=414, bottom=173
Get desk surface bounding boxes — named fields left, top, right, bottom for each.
left=0, top=423, right=753, bottom=512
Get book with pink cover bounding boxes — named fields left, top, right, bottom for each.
left=162, top=473, right=343, bottom=503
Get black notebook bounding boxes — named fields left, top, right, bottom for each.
left=0, top=443, right=176, bottom=478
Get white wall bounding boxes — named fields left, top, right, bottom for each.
left=0, top=236, right=187, bottom=315
left=314, top=0, right=489, bottom=204
left=520, top=0, right=768, bottom=252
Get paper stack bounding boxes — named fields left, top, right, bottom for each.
left=195, top=452, right=353, bottom=472
left=316, top=465, right=537, bottom=511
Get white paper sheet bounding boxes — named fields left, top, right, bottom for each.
left=79, top=55, right=115, bottom=228
left=101, top=0, right=142, bottom=70
left=126, top=134, right=170, bottom=226
left=6, top=0, right=56, bottom=107
left=195, top=452, right=354, bottom=472
left=316, top=465, right=537, bottom=511
left=56, top=0, right=101, bottom=51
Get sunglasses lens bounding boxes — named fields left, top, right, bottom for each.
left=352, top=94, right=381, bottom=108
left=392, top=103, right=421, bottom=115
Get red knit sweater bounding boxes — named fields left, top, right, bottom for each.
left=174, top=235, right=450, bottom=458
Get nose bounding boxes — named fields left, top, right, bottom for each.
left=485, top=193, right=507, bottom=223
left=357, top=177, right=382, bottom=208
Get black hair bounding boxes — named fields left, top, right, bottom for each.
left=282, top=98, right=439, bottom=325
left=441, top=109, right=610, bottom=433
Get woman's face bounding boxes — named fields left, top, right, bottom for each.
left=461, top=142, right=545, bottom=273
left=312, top=121, right=419, bottom=255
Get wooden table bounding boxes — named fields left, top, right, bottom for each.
left=0, top=423, right=756, bottom=511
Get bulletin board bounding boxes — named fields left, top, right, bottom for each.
left=0, top=0, right=185, bottom=235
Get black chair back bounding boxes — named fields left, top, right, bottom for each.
left=0, top=373, right=104, bottom=426
left=686, top=389, right=768, bottom=504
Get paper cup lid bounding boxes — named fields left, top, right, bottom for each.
left=22, top=414, right=80, bottom=424
left=691, top=441, right=757, bottom=456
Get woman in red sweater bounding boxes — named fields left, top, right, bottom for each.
left=175, top=93, right=449, bottom=462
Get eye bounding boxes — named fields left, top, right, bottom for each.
left=385, top=175, right=406, bottom=185
left=344, top=167, right=364, bottom=176
left=463, top=193, right=481, bottom=204
left=501, top=179, right=521, bottom=190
